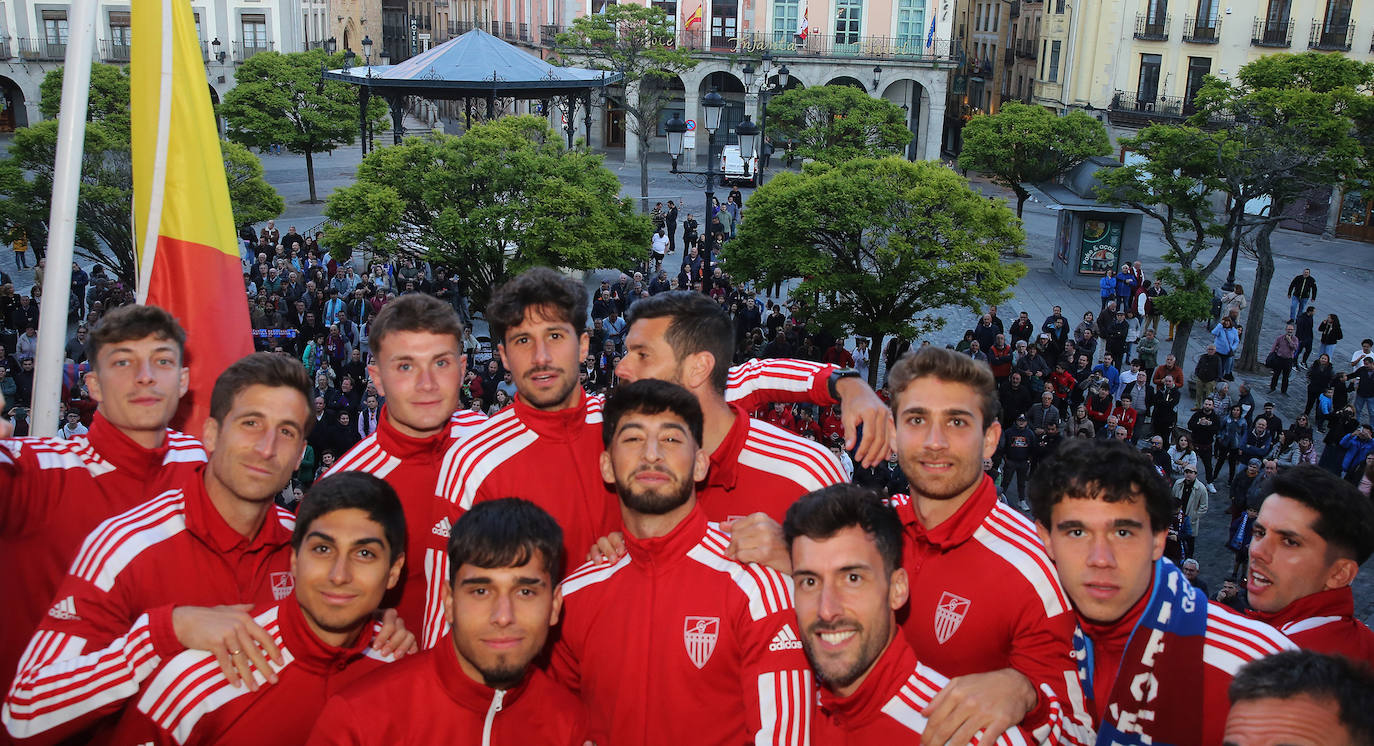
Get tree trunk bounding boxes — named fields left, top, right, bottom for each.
left=1169, top=320, right=1194, bottom=364
left=1238, top=222, right=1278, bottom=371
left=1014, top=186, right=1029, bottom=218
left=305, top=149, right=318, bottom=204
left=638, top=133, right=651, bottom=204
left=866, top=331, right=884, bottom=387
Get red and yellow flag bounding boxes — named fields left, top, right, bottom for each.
left=132, top=0, right=253, bottom=436
left=686, top=3, right=703, bottom=29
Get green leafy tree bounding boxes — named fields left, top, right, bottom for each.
left=0, top=64, right=283, bottom=284
left=726, top=157, right=1026, bottom=384
left=1189, top=52, right=1374, bottom=370
left=220, top=49, right=389, bottom=203
left=323, top=115, right=650, bottom=308
left=958, top=102, right=1111, bottom=218
left=765, top=85, right=911, bottom=165
left=555, top=4, right=697, bottom=204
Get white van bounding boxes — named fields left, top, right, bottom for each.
left=720, top=145, right=758, bottom=187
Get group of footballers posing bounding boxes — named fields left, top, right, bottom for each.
left=0, top=266, right=1371, bottom=745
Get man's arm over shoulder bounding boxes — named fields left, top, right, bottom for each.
left=733, top=564, right=813, bottom=746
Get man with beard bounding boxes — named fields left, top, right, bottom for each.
left=785, top=484, right=1038, bottom=743
left=308, top=498, right=588, bottom=744
left=1245, top=465, right=1374, bottom=665
left=550, top=381, right=812, bottom=745
left=324, top=295, right=488, bottom=649
left=1029, top=439, right=1293, bottom=745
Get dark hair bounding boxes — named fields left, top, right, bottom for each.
left=1028, top=439, right=1173, bottom=532
left=292, top=472, right=407, bottom=561
left=368, top=293, right=463, bottom=357
left=625, top=291, right=733, bottom=393
left=1229, top=650, right=1374, bottom=743
left=601, top=379, right=703, bottom=447
left=1268, top=464, right=1374, bottom=564
left=486, top=267, right=587, bottom=345
left=209, top=352, right=316, bottom=435
left=447, top=498, right=565, bottom=585
left=886, top=346, right=1000, bottom=429
left=782, top=484, right=904, bottom=574
left=87, top=304, right=187, bottom=367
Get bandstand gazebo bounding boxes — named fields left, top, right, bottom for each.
left=323, top=29, right=621, bottom=152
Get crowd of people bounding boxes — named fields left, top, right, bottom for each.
left=0, top=215, right=1369, bottom=744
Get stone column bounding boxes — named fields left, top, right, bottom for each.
left=623, top=81, right=640, bottom=164
left=923, top=98, right=945, bottom=162
left=681, top=85, right=700, bottom=168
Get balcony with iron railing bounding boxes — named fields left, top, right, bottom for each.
left=1182, top=15, right=1220, bottom=43
left=1004, top=46, right=1015, bottom=66
left=234, top=40, right=274, bottom=61
left=1251, top=17, right=1293, bottom=47
left=539, top=23, right=562, bottom=46
left=678, top=29, right=954, bottom=61
left=1109, top=89, right=1234, bottom=128
left=1015, top=38, right=1036, bottom=58
left=16, top=37, right=66, bottom=60
left=1009, top=1, right=1020, bottom=20
left=1309, top=20, right=1354, bottom=51
left=99, top=38, right=131, bottom=62
left=1134, top=13, right=1170, bottom=40
left=0, top=37, right=10, bottom=59
left=518, top=23, right=530, bottom=41
left=501, top=21, right=515, bottom=39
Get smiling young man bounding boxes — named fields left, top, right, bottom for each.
left=1244, top=464, right=1374, bottom=665
left=308, top=498, right=588, bottom=745
left=550, top=380, right=812, bottom=745
left=1029, top=439, right=1294, bottom=745
left=1223, top=650, right=1374, bottom=746
left=785, top=484, right=1039, bottom=744
left=105, top=472, right=407, bottom=745
left=324, top=294, right=487, bottom=649
left=0, top=306, right=206, bottom=698
left=4, top=354, right=410, bottom=742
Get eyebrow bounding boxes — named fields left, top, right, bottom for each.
left=1054, top=518, right=1146, bottom=531
left=306, top=530, right=386, bottom=549
left=899, top=406, right=977, bottom=419
left=458, top=576, right=546, bottom=587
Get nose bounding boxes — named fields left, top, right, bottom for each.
left=255, top=428, right=279, bottom=460
left=1085, top=534, right=1116, bottom=568
left=817, top=581, right=844, bottom=621
left=1248, top=529, right=1270, bottom=564
left=491, top=591, right=515, bottom=627
left=531, top=337, right=554, bottom=367
left=329, top=551, right=351, bottom=585
left=922, top=421, right=949, bottom=451
left=614, top=356, right=632, bottom=381
left=135, top=358, right=157, bottom=384
left=415, top=363, right=438, bottom=392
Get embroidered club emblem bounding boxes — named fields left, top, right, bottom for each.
left=271, top=572, right=295, bottom=601
left=934, top=592, right=971, bottom=644
left=684, top=616, right=720, bottom=669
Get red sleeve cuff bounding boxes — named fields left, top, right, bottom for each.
left=148, top=604, right=184, bottom=659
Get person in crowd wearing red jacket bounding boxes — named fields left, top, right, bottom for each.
left=786, top=484, right=1039, bottom=744
left=324, top=294, right=488, bottom=649
left=4, top=354, right=413, bottom=743
left=0, top=305, right=207, bottom=699
left=106, top=472, right=408, bottom=745
left=551, top=380, right=812, bottom=745
left=309, top=498, right=588, bottom=745
left=1245, top=464, right=1374, bottom=665
left=1223, top=649, right=1374, bottom=746
left=1029, top=439, right=1294, bottom=745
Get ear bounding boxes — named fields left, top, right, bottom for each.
left=367, top=364, right=385, bottom=398
left=599, top=449, right=615, bottom=485
left=441, top=579, right=455, bottom=628
left=1324, top=557, right=1359, bottom=591
left=981, top=419, right=1003, bottom=461
left=888, top=567, right=909, bottom=611
left=201, top=415, right=221, bottom=454
left=1036, top=521, right=1056, bottom=564
left=289, top=547, right=298, bottom=577
left=549, top=584, right=563, bottom=627
left=1151, top=529, right=1168, bottom=561
left=386, top=552, right=405, bottom=591
left=691, top=446, right=710, bottom=483
left=85, top=370, right=103, bottom=405
left=578, top=332, right=590, bottom=362
left=177, top=367, right=190, bottom=397
left=680, top=351, right=715, bottom=391
left=497, top=343, right=509, bottom=372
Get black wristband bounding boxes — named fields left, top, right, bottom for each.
left=827, top=368, right=862, bottom=401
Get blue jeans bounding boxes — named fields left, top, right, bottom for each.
left=1358, top=396, right=1374, bottom=425
left=1219, top=353, right=1234, bottom=378
left=1289, top=297, right=1309, bottom=323
left=1320, top=343, right=1337, bottom=359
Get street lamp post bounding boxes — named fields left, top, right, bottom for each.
left=741, top=55, right=787, bottom=181
left=665, top=90, right=758, bottom=277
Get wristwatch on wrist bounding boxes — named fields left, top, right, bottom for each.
left=827, top=368, right=862, bottom=401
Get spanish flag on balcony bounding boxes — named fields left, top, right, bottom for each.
left=686, top=3, right=703, bottom=29
left=131, top=0, right=254, bottom=435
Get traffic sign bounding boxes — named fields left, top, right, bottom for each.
left=685, top=119, right=697, bottom=131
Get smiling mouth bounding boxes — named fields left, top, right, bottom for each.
left=482, top=637, right=523, bottom=650
left=1248, top=569, right=1273, bottom=592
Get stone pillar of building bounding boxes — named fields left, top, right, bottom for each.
left=623, top=81, right=640, bottom=164
left=681, top=85, right=700, bottom=168
left=923, top=97, right=946, bottom=162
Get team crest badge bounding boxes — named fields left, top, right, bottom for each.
left=683, top=616, right=720, bottom=669
left=934, top=592, right=971, bottom=644
left=270, top=572, right=295, bottom=601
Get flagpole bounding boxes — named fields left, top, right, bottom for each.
left=30, top=0, right=97, bottom=437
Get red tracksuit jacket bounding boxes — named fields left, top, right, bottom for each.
left=307, top=633, right=589, bottom=746
left=888, top=478, right=1092, bottom=743
left=0, top=414, right=205, bottom=698
left=698, top=404, right=847, bottom=523
left=324, top=406, right=488, bottom=648
left=814, top=632, right=1034, bottom=745
left=105, top=597, right=395, bottom=745
left=549, top=505, right=813, bottom=746
left=3, top=471, right=295, bottom=743
left=1248, top=586, right=1374, bottom=666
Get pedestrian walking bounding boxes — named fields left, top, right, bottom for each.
left=1318, top=313, right=1343, bottom=359
left=1267, top=324, right=1299, bottom=394
left=1286, top=267, right=1317, bottom=323
left=10, top=231, right=28, bottom=270
left=1295, top=305, right=1315, bottom=367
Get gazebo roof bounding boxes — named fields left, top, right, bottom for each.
left=322, top=28, right=620, bottom=99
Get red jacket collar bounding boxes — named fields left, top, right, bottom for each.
left=431, top=633, right=534, bottom=711
left=624, top=502, right=710, bottom=568
left=704, top=404, right=750, bottom=492
left=375, top=405, right=450, bottom=461
left=185, top=467, right=294, bottom=555
left=85, top=411, right=170, bottom=481
left=512, top=388, right=590, bottom=442
left=818, top=632, right=918, bottom=728
left=907, top=475, right=1000, bottom=550
left=274, top=595, right=379, bottom=675
left=1249, top=586, right=1355, bottom=629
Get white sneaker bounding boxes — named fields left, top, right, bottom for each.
left=1207, top=483, right=1216, bottom=493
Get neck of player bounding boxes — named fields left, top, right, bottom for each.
left=622, top=495, right=697, bottom=541
left=301, top=604, right=366, bottom=649
left=697, top=388, right=734, bottom=457
left=914, top=479, right=983, bottom=530
left=203, top=471, right=272, bottom=540
left=104, top=409, right=168, bottom=450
